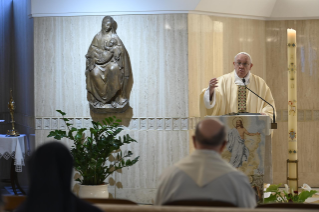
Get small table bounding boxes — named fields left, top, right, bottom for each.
left=0, top=134, right=30, bottom=195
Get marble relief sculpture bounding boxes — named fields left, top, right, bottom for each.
left=86, top=16, right=132, bottom=113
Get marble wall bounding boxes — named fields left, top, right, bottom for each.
left=266, top=20, right=319, bottom=186
left=34, top=14, right=189, bottom=203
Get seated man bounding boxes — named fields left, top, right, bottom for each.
left=155, top=118, right=256, bottom=208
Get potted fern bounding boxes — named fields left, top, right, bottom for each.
left=48, top=110, right=139, bottom=198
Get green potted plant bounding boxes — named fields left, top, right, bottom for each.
left=48, top=110, right=139, bottom=198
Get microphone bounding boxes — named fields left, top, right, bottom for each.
left=242, top=78, right=277, bottom=129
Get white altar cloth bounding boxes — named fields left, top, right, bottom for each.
left=0, top=134, right=30, bottom=172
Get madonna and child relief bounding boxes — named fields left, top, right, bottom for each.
left=85, top=16, right=132, bottom=113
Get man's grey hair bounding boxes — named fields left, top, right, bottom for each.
left=195, top=120, right=226, bottom=147
left=234, top=52, right=253, bottom=63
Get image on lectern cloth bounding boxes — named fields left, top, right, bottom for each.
left=219, top=115, right=266, bottom=202
left=220, top=116, right=266, bottom=175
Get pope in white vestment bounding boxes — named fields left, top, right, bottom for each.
left=200, top=52, right=276, bottom=119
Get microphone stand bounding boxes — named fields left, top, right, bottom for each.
left=242, top=79, right=277, bottom=129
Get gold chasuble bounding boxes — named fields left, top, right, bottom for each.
left=200, top=72, right=276, bottom=119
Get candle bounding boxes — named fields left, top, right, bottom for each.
left=287, top=29, right=297, bottom=192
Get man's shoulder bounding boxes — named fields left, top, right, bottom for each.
left=160, top=165, right=183, bottom=180
left=217, top=72, right=234, bottom=84
left=219, top=72, right=233, bottom=79
left=221, top=169, right=249, bottom=182
left=250, top=73, right=267, bottom=85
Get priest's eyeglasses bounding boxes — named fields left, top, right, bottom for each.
left=235, top=62, right=250, bottom=67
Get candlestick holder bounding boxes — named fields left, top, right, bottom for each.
left=287, top=159, right=298, bottom=194
left=6, top=89, right=19, bottom=137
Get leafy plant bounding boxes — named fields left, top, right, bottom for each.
left=48, top=110, right=139, bottom=185
left=264, top=183, right=317, bottom=203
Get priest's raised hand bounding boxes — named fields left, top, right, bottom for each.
left=209, top=78, right=218, bottom=101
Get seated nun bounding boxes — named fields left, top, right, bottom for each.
left=16, top=142, right=103, bottom=212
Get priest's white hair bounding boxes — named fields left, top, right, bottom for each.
left=234, top=52, right=253, bottom=63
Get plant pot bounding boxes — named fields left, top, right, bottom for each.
left=77, top=183, right=109, bottom=198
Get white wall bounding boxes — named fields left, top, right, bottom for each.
left=270, top=0, right=319, bottom=19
